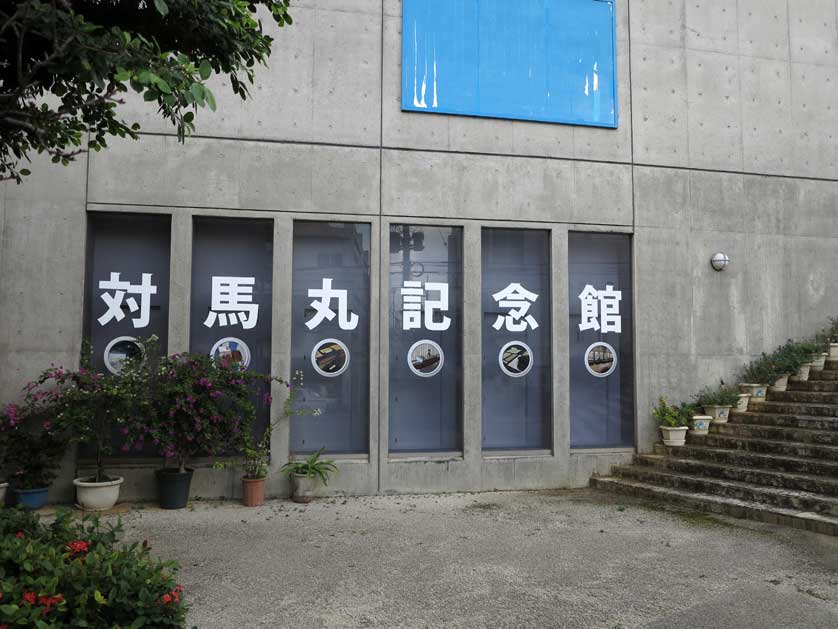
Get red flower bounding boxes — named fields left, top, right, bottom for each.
left=22, top=591, right=36, bottom=605
left=15, top=531, right=24, bottom=539
left=66, top=540, right=89, bottom=555
left=162, top=593, right=172, bottom=604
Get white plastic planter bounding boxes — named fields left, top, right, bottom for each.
left=660, top=426, right=689, bottom=446
left=795, top=364, right=811, bottom=382
left=830, top=343, right=838, bottom=359
left=74, top=476, right=124, bottom=512
left=739, top=383, right=767, bottom=401
left=690, top=416, right=712, bottom=436
left=703, top=405, right=732, bottom=424
left=736, top=394, right=751, bottom=413
left=770, top=374, right=790, bottom=392
left=813, top=353, right=828, bottom=371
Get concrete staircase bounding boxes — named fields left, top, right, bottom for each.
left=592, top=359, right=838, bottom=536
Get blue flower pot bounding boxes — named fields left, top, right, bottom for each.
left=14, top=487, right=49, bottom=510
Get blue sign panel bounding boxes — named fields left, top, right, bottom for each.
left=401, top=0, right=618, bottom=128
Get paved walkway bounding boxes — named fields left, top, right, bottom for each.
left=116, top=490, right=838, bottom=628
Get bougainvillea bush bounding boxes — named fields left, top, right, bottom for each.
left=125, top=352, right=272, bottom=472
left=0, top=509, right=187, bottom=628
left=0, top=401, right=66, bottom=491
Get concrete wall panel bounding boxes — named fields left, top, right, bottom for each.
left=381, top=150, right=632, bottom=225
left=88, top=135, right=380, bottom=214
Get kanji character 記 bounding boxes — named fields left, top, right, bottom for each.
left=97, top=272, right=157, bottom=329
left=203, top=276, right=259, bottom=330
left=492, top=283, right=539, bottom=332
left=305, top=278, right=359, bottom=331
left=400, top=281, right=452, bottom=331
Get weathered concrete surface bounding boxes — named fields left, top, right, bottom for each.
left=117, top=490, right=838, bottom=628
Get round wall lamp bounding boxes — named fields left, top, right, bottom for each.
left=710, top=252, right=730, bottom=272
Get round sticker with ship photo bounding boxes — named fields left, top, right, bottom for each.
left=408, top=340, right=444, bottom=378
left=498, top=341, right=533, bottom=378
left=311, top=338, right=350, bottom=377
left=585, top=341, right=617, bottom=378
left=211, top=337, right=252, bottom=370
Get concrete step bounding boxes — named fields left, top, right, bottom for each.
left=656, top=444, right=838, bottom=477
left=611, top=465, right=838, bottom=516
left=825, top=359, right=838, bottom=371
left=730, top=410, right=838, bottom=431
left=591, top=477, right=838, bottom=536
left=748, top=400, right=838, bottom=417
left=788, top=380, right=838, bottom=392
left=693, top=433, right=838, bottom=460
left=713, top=422, right=838, bottom=446
left=637, top=454, right=838, bottom=498
left=809, top=369, right=838, bottom=381
left=768, top=390, right=838, bottom=404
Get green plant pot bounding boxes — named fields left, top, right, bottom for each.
left=155, top=468, right=194, bottom=510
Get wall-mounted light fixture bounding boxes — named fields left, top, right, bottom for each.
left=710, top=252, right=730, bottom=272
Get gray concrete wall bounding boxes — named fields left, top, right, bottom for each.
left=5, top=0, right=838, bottom=499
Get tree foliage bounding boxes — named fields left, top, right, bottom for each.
left=0, top=0, right=292, bottom=182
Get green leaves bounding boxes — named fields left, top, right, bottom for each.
left=1, top=0, right=295, bottom=183
left=154, top=0, right=170, bottom=17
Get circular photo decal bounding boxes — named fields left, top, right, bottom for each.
left=210, top=337, right=252, bottom=370
left=312, top=338, right=350, bottom=378
left=585, top=342, right=617, bottom=378
left=498, top=341, right=534, bottom=378
left=407, top=340, right=444, bottom=378
left=104, top=336, right=144, bottom=375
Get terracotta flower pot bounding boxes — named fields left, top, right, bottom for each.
left=241, top=477, right=266, bottom=508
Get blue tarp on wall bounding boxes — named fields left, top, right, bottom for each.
left=401, top=0, right=618, bottom=128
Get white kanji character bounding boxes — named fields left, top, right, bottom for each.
left=492, top=283, right=539, bottom=332
left=401, top=281, right=424, bottom=331
left=423, top=282, right=451, bottom=331
left=578, top=284, right=600, bottom=332
left=305, top=278, right=359, bottom=331
left=203, top=277, right=259, bottom=330
left=578, top=284, right=622, bottom=334
left=599, top=285, right=622, bottom=334
left=97, top=272, right=157, bottom=329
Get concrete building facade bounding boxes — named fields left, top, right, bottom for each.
left=4, top=0, right=838, bottom=502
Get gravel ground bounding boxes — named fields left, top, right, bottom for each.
left=112, top=490, right=838, bottom=628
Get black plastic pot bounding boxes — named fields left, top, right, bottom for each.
left=155, top=468, right=194, bottom=510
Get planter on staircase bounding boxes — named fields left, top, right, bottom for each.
left=703, top=405, right=732, bottom=424
left=736, top=393, right=751, bottom=412
left=593, top=356, right=838, bottom=536
left=739, top=383, right=767, bottom=401
left=689, top=416, right=712, bottom=436
left=769, top=374, right=791, bottom=393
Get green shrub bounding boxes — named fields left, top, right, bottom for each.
left=695, top=382, right=740, bottom=407
left=652, top=398, right=687, bottom=428
left=769, top=340, right=811, bottom=375
left=741, top=354, right=777, bottom=384
left=0, top=510, right=188, bottom=628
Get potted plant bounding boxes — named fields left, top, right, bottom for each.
left=1, top=403, right=66, bottom=510
left=695, top=382, right=740, bottom=424
left=126, top=352, right=263, bottom=510
left=31, top=360, right=140, bottom=511
left=215, top=376, right=317, bottom=508
left=653, top=398, right=689, bottom=447
left=739, top=356, right=775, bottom=401
left=792, top=340, right=823, bottom=381
left=735, top=392, right=751, bottom=412
left=280, top=448, right=338, bottom=503
left=680, top=403, right=711, bottom=436
left=768, top=341, right=810, bottom=391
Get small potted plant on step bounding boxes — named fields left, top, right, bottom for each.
left=281, top=447, right=338, bottom=503
left=653, top=398, right=689, bottom=447
left=681, top=403, right=711, bottom=436
left=695, top=381, right=740, bottom=424
left=739, top=356, right=775, bottom=402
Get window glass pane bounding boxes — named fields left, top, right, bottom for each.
left=389, top=225, right=463, bottom=452
left=191, top=217, right=273, bottom=438
left=569, top=232, right=634, bottom=448
left=86, top=212, right=171, bottom=457
left=291, top=222, right=371, bottom=454
left=482, top=228, right=551, bottom=450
